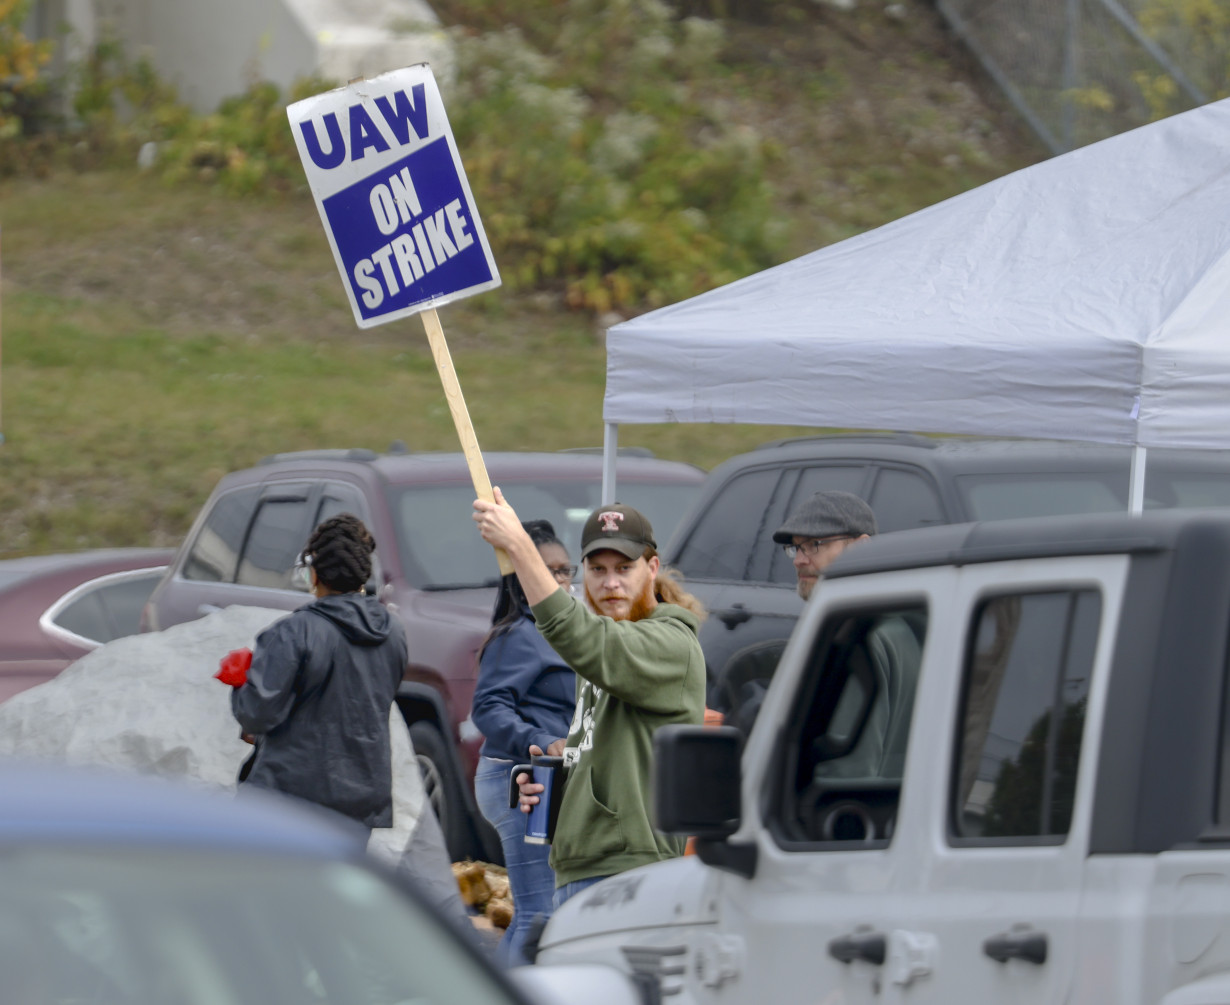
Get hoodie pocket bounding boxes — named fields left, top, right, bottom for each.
left=554, top=771, right=625, bottom=862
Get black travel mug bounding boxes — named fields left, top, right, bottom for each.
left=511, top=754, right=564, bottom=844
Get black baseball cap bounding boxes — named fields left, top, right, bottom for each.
left=580, top=503, right=657, bottom=560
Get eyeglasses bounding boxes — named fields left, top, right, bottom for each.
left=782, top=536, right=853, bottom=559
left=548, top=564, right=578, bottom=582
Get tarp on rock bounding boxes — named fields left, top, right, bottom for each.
left=603, top=97, right=1230, bottom=451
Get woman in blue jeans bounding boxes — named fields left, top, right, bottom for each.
left=471, top=519, right=576, bottom=966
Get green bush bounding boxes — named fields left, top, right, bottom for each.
left=431, top=0, right=807, bottom=33
left=0, top=0, right=52, bottom=139
left=1135, top=0, right=1230, bottom=117
left=69, top=37, right=191, bottom=165
left=447, top=0, right=788, bottom=311
left=65, top=38, right=333, bottom=193
left=156, top=78, right=335, bottom=195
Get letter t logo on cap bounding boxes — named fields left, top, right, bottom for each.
left=599, top=511, right=625, bottom=532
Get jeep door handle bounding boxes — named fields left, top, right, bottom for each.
left=983, top=929, right=1048, bottom=965
left=827, top=930, right=887, bottom=966
left=717, top=603, right=751, bottom=629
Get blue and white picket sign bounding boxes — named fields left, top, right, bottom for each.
left=287, top=64, right=501, bottom=329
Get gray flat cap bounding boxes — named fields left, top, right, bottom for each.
left=772, top=490, right=877, bottom=543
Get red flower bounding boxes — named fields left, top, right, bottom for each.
left=215, top=648, right=253, bottom=688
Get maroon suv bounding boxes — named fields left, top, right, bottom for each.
left=140, top=448, right=705, bottom=861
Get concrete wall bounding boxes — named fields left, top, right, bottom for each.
left=289, top=0, right=453, bottom=92
left=31, top=0, right=453, bottom=112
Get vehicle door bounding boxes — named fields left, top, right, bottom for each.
left=721, top=571, right=935, bottom=1005
left=225, top=479, right=323, bottom=610
left=894, top=556, right=1128, bottom=1005
left=169, top=481, right=318, bottom=621
left=863, top=464, right=947, bottom=534
left=229, top=478, right=378, bottom=606
left=311, top=480, right=382, bottom=590
left=154, top=483, right=261, bottom=627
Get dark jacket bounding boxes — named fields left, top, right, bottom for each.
left=471, top=616, right=575, bottom=761
left=232, top=593, right=407, bottom=828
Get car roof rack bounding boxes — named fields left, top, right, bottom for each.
left=257, top=448, right=381, bottom=465
left=754, top=432, right=938, bottom=451
left=558, top=446, right=657, bottom=458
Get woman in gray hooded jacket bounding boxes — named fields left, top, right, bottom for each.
left=232, top=514, right=407, bottom=829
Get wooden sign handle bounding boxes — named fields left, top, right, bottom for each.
left=420, top=308, right=514, bottom=576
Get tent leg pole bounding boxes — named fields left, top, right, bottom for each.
left=1129, top=444, right=1146, bottom=516
left=602, top=423, right=619, bottom=504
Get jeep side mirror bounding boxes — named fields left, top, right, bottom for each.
left=653, top=724, right=743, bottom=839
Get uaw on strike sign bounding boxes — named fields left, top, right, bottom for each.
left=288, top=65, right=500, bottom=328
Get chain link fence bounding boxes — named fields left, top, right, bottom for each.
left=935, top=0, right=1218, bottom=153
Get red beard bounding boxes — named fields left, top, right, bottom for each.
left=585, top=575, right=657, bottom=622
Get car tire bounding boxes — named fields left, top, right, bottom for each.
left=408, top=720, right=474, bottom=862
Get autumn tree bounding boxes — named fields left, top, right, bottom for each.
left=0, top=0, right=51, bottom=138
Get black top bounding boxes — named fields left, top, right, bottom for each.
left=232, top=594, right=407, bottom=828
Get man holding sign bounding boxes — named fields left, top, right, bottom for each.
left=474, top=490, right=706, bottom=909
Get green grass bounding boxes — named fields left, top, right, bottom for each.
left=0, top=258, right=820, bottom=555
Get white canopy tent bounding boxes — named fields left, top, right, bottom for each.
left=600, top=97, right=1230, bottom=513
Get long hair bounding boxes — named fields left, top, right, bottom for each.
left=647, top=548, right=707, bottom=622
left=477, top=519, right=564, bottom=662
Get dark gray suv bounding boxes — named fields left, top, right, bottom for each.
left=141, top=447, right=705, bottom=861
left=664, top=434, right=1230, bottom=715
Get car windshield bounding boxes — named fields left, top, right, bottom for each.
left=392, top=480, right=702, bottom=588
left=1, top=846, right=520, bottom=1005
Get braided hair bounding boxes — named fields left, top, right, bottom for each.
left=477, top=519, right=563, bottom=661
left=303, top=513, right=375, bottom=594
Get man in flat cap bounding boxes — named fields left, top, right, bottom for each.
left=771, top=490, right=920, bottom=778
left=473, top=490, right=705, bottom=911
left=716, top=491, right=878, bottom=733
left=773, top=490, right=877, bottom=601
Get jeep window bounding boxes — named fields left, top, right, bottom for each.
left=183, top=487, right=259, bottom=583
left=674, top=469, right=782, bottom=582
left=867, top=467, right=945, bottom=533
left=952, top=589, right=1100, bottom=843
left=773, top=603, right=927, bottom=848
left=393, top=481, right=702, bottom=589
left=236, top=498, right=311, bottom=591
left=957, top=473, right=1123, bottom=520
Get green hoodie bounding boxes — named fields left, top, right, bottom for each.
left=530, top=587, right=706, bottom=887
